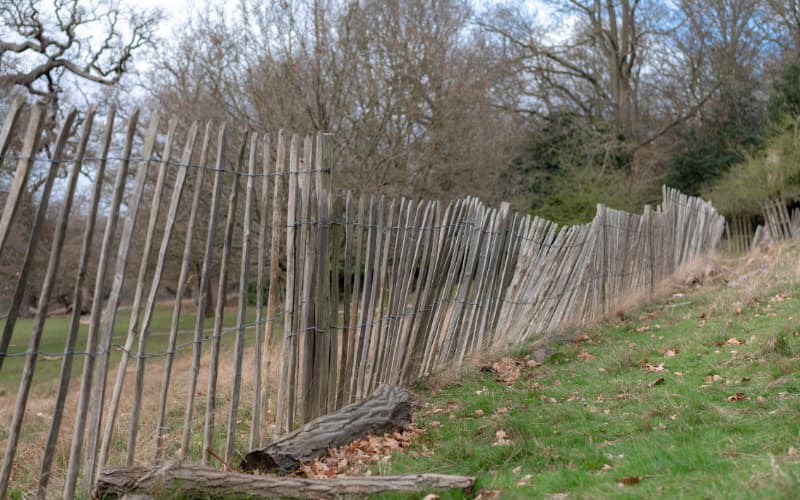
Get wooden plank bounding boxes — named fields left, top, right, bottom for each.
left=391, top=202, right=434, bottom=384
left=179, top=123, right=227, bottom=458
left=337, top=192, right=354, bottom=406
left=0, top=108, right=80, bottom=499
left=127, top=120, right=197, bottom=462
left=275, top=135, right=300, bottom=436
left=325, top=194, right=341, bottom=411
left=0, top=103, right=45, bottom=260
left=261, top=130, right=286, bottom=441
left=312, top=187, right=328, bottom=418
left=154, top=122, right=211, bottom=460
left=298, top=135, right=316, bottom=424
left=0, top=96, right=23, bottom=159
left=418, top=201, right=466, bottom=377
left=39, top=106, right=112, bottom=497
left=225, top=131, right=259, bottom=463
left=352, top=196, right=378, bottom=400
left=0, top=105, right=49, bottom=373
left=402, top=201, right=444, bottom=382
left=99, top=118, right=179, bottom=469
left=356, top=197, right=386, bottom=399
left=63, top=109, right=139, bottom=500
left=250, top=132, right=271, bottom=449
left=83, top=113, right=160, bottom=494
left=202, top=131, right=247, bottom=465
left=314, top=133, right=336, bottom=413
left=383, top=201, right=419, bottom=384
left=343, top=195, right=365, bottom=404
left=365, top=199, right=395, bottom=393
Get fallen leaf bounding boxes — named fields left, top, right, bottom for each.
left=493, top=430, right=511, bottom=446
left=640, top=360, right=665, bottom=372
left=482, top=357, right=525, bottom=385
left=648, top=377, right=665, bottom=388
left=756, top=395, right=767, bottom=402
left=516, top=474, right=532, bottom=486
left=495, top=406, right=511, bottom=415
left=474, top=409, right=485, bottom=416
left=600, top=463, right=613, bottom=472
left=475, top=489, right=502, bottom=500
left=705, top=374, right=722, bottom=383
left=576, top=351, right=596, bottom=361
left=512, top=465, right=522, bottom=475
left=726, top=392, right=748, bottom=402
left=541, top=395, right=558, bottom=404
left=663, top=348, right=679, bottom=357
left=618, top=476, right=641, bottom=486
left=720, top=337, right=745, bottom=346
left=526, top=359, right=541, bottom=367
left=635, top=325, right=650, bottom=333
left=422, top=495, right=440, bottom=500
left=735, top=307, right=742, bottom=315
left=297, top=424, right=423, bottom=478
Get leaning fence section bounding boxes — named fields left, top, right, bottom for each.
left=0, top=105, right=724, bottom=498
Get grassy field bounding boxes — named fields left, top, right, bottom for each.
left=0, top=301, right=261, bottom=394
left=372, top=245, right=800, bottom=499
left=0, top=298, right=280, bottom=495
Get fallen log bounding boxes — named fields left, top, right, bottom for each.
left=241, top=384, right=412, bottom=473
left=95, top=462, right=474, bottom=499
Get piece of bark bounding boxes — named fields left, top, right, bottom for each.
left=95, top=461, right=474, bottom=499
left=241, top=384, right=412, bottom=473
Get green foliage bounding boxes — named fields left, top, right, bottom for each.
left=504, top=113, right=644, bottom=225
left=247, top=282, right=266, bottom=306
left=667, top=83, right=767, bottom=195
left=706, top=122, right=800, bottom=215
left=770, top=61, right=800, bottom=121
left=529, top=167, right=641, bottom=226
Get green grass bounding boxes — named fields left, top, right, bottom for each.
left=0, top=301, right=262, bottom=394
left=373, top=251, right=800, bottom=498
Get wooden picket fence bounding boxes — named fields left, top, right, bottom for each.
left=762, top=198, right=796, bottom=242
left=0, top=105, right=724, bottom=498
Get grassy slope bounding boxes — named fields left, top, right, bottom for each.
left=378, top=245, right=800, bottom=499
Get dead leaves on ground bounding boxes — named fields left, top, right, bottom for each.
left=493, top=429, right=512, bottom=446
left=482, top=357, right=524, bottom=385
left=618, top=475, right=642, bottom=486
left=296, top=425, right=425, bottom=479
left=726, top=392, right=748, bottom=402
left=640, top=360, right=665, bottom=372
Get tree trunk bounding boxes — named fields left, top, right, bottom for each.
left=241, top=384, right=412, bottom=473
left=95, top=462, right=474, bottom=499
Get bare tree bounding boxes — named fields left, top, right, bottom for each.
left=0, top=0, right=161, bottom=109
left=148, top=0, right=523, bottom=202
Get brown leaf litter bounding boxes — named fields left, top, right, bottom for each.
left=296, top=424, right=425, bottom=478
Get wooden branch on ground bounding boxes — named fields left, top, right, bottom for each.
left=95, top=462, right=474, bottom=499
left=241, top=384, right=412, bottom=473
